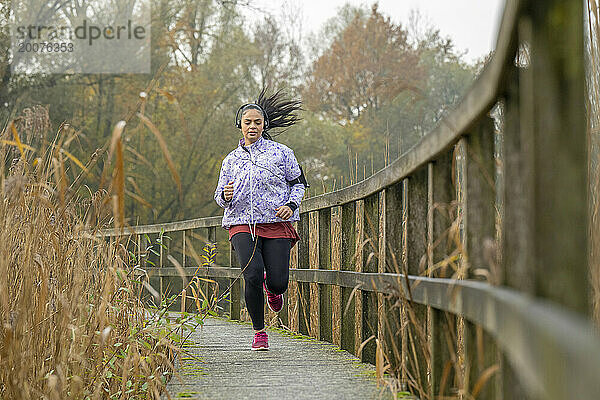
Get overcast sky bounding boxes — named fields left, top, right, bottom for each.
left=245, top=0, right=505, bottom=62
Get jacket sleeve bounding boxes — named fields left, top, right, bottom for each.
left=214, top=157, right=232, bottom=209
left=284, top=148, right=306, bottom=208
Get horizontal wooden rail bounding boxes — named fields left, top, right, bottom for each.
left=98, top=216, right=222, bottom=237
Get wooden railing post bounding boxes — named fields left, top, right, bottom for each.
left=181, top=230, right=187, bottom=313
left=308, top=211, right=320, bottom=338
left=383, top=181, right=404, bottom=379
left=501, top=37, right=532, bottom=400
left=229, top=241, right=241, bottom=320
left=182, top=230, right=186, bottom=269
left=528, top=0, right=587, bottom=315
left=159, top=232, right=164, bottom=302
left=354, top=199, right=365, bottom=357
left=455, top=138, right=469, bottom=399
left=318, top=208, right=332, bottom=342
left=405, top=167, right=429, bottom=397
left=377, top=189, right=386, bottom=372
left=427, top=152, right=456, bottom=399
left=331, top=207, right=342, bottom=347
left=464, top=117, right=499, bottom=399
left=287, top=221, right=299, bottom=331
left=361, top=194, right=379, bottom=364
left=401, top=179, right=409, bottom=387
left=207, top=227, right=216, bottom=308
left=297, top=215, right=311, bottom=336
left=136, top=234, right=141, bottom=267
left=340, top=202, right=357, bottom=354
left=501, top=2, right=587, bottom=395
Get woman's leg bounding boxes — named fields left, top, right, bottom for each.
left=231, top=233, right=265, bottom=331
left=262, top=238, right=292, bottom=295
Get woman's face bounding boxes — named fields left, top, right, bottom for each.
left=240, top=108, right=264, bottom=145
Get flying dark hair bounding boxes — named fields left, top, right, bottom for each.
left=254, top=88, right=302, bottom=140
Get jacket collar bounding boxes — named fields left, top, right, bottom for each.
left=238, top=135, right=267, bottom=153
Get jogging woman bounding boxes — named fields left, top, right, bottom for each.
left=214, top=90, right=307, bottom=350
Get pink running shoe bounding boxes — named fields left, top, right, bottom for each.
left=251, top=331, right=269, bottom=351
left=263, top=274, right=284, bottom=313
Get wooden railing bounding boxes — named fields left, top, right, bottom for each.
left=100, top=0, right=600, bottom=398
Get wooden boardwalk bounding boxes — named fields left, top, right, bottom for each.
left=164, top=318, right=392, bottom=400
left=105, top=1, right=600, bottom=398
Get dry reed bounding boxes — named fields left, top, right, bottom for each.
left=0, top=110, right=178, bottom=399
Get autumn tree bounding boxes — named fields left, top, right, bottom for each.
left=252, top=15, right=304, bottom=90
left=303, top=4, right=423, bottom=122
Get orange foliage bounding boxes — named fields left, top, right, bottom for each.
left=304, top=4, right=423, bottom=122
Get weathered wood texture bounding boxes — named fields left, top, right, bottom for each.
left=318, top=208, right=333, bottom=343
left=297, top=216, right=311, bottom=336
left=308, top=211, right=320, bottom=338
left=464, top=117, right=500, bottom=399
left=229, top=242, right=241, bottom=321
left=288, top=222, right=299, bottom=332
left=165, top=318, right=392, bottom=400
left=332, top=207, right=343, bottom=347
left=341, top=202, right=357, bottom=354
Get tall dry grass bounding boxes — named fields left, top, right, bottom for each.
left=0, top=108, right=178, bottom=398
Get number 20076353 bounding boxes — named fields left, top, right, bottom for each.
left=18, top=42, right=74, bottom=53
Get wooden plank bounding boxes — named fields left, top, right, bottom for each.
left=137, top=234, right=142, bottom=266
left=318, top=208, right=333, bottom=343
left=297, top=215, right=311, bottom=336
left=455, top=138, right=468, bottom=398
left=99, top=216, right=223, bottom=237
left=362, top=193, right=379, bottom=364
left=383, top=181, right=404, bottom=380
left=182, top=229, right=188, bottom=309
left=206, top=227, right=217, bottom=307
left=401, top=179, right=409, bottom=388
left=159, top=232, right=164, bottom=300
left=427, top=162, right=435, bottom=398
left=502, top=52, right=535, bottom=295
left=377, top=190, right=386, bottom=366
left=331, top=206, right=343, bottom=347
left=341, top=202, right=357, bottom=354
left=465, top=117, right=497, bottom=282
left=428, top=153, right=457, bottom=399
left=501, top=31, right=534, bottom=399
left=229, top=242, right=241, bottom=320
left=288, top=222, right=299, bottom=332
left=309, top=211, right=320, bottom=338
left=528, top=0, right=588, bottom=315
left=405, top=167, right=429, bottom=398
left=464, top=116, right=499, bottom=400
left=355, top=199, right=365, bottom=357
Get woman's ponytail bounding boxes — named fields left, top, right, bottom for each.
left=256, top=88, right=302, bottom=139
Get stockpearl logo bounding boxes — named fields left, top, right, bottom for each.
left=10, top=0, right=151, bottom=74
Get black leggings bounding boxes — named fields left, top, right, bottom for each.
left=231, top=233, right=291, bottom=331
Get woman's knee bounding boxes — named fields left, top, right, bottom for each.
left=244, top=267, right=264, bottom=289
left=266, top=276, right=288, bottom=295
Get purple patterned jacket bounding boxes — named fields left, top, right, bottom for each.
left=214, top=136, right=306, bottom=230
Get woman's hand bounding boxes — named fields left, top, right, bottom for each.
left=223, top=180, right=234, bottom=201
left=275, top=205, right=293, bottom=220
